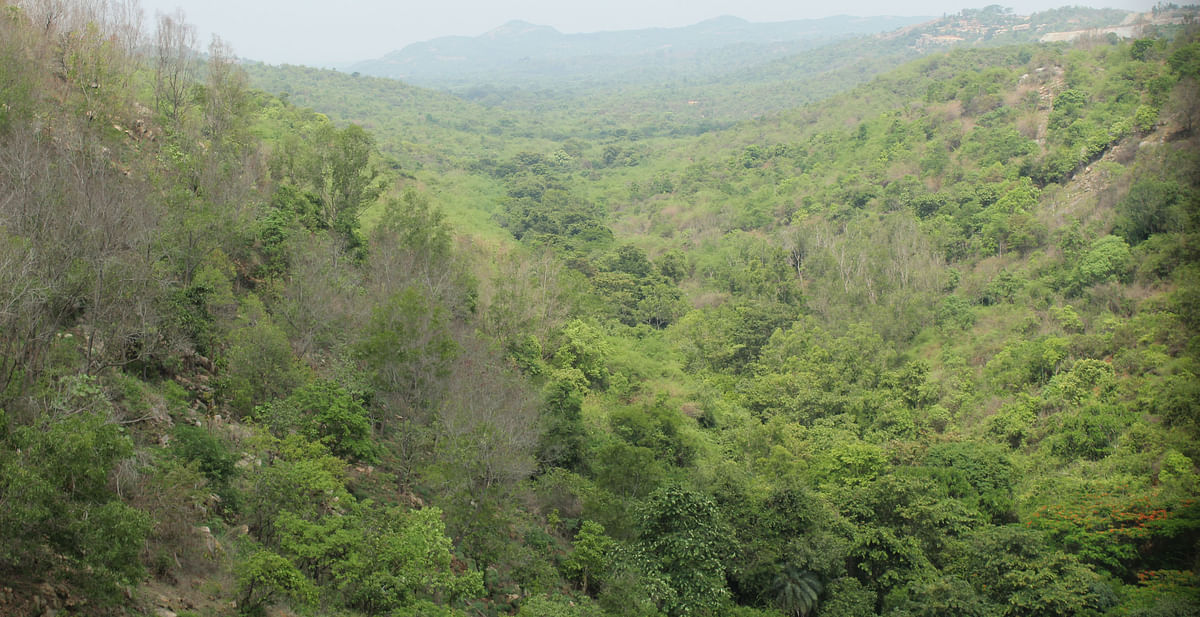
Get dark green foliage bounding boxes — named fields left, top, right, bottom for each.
left=172, top=423, right=237, bottom=485
left=1046, top=406, right=1124, bottom=461
left=1114, top=179, right=1192, bottom=245
left=1153, top=372, right=1200, bottom=432
left=885, top=574, right=987, bottom=617
left=924, top=441, right=1015, bottom=522
left=820, top=577, right=875, bottom=617
left=639, top=485, right=731, bottom=616
left=1168, top=41, right=1200, bottom=78
left=357, top=286, right=458, bottom=412
left=593, top=440, right=666, bottom=500
left=591, top=246, right=690, bottom=328
left=766, top=565, right=822, bottom=617
left=656, top=249, right=688, bottom=283
left=722, top=485, right=845, bottom=608
left=537, top=370, right=587, bottom=471
left=221, top=298, right=307, bottom=416
left=951, top=525, right=1117, bottom=617
left=0, top=401, right=150, bottom=597
left=611, top=397, right=696, bottom=467
left=841, top=473, right=978, bottom=602
left=496, top=153, right=613, bottom=253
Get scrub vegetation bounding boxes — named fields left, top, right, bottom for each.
left=1, top=1, right=1198, bottom=616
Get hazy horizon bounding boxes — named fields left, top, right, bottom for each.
left=135, top=0, right=1157, bottom=67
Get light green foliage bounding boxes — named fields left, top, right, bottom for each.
left=369, top=187, right=480, bottom=319
left=275, top=502, right=484, bottom=613
left=742, top=321, right=897, bottom=425
left=554, top=320, right=613, bottom=389
left=1043, top=358, right=1117, bottom=409
left=671, top=302, right=795, bottom=374
left=376, top=188, right=452, bottom=259
left=240, top=433, right=351, bottom=543
left=334, top=506, right=483, bottom=613
left=1159, top=449, right=1197, bottom=491
left=962, top=125, right=1037, bottom=168
left=274, top=119, right=386, bottom=253
left=517, top=593, right=609, bottom=617
left=0, top=8, right=35, bottom=132
left=985, top=336, right=1071, bottom=390
left=1049, top=305, right=1085, bottom=333
left=987, top=400, right=1038, bottom=448
left=4, top=8, right=1200, bottom=616
left=256, top=379, right=377, bottom=461
left=1134, top=104, right=1159, bottom=132
left=936, top=295, right=976, bottom=330
left=236, top=548, right=317, bottom=616
left=806, top=421, right=888, bottom=489
left=564, top=520, right=616, bottom=594
left=1069, top=235, right=1132, bottom=293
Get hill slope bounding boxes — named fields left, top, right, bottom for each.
left=347, top=15, right=930, bottom=88
left=2, top=2, right=1199, bottom=617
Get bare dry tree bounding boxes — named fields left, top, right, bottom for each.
left=152, top=8, right=197, bottom=121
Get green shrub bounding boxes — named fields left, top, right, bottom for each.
left=256, top=379, right=377, bottom=462
left=172, top=424, right=236, bottom=485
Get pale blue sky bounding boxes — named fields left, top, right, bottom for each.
left=134, top=0, right=1157, bottom=66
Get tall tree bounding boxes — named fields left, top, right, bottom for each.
left=639, top=486, right=731, bottom=616
left=152, top=9, right=197, bottom=121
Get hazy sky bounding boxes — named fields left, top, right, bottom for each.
left=134, top=0, right=1158, bottom=66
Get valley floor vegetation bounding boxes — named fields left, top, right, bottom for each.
left=0, top=1, right=1198, bottom=616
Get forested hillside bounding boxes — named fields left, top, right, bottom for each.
left=1, top=2, right=1198, bottom=617
left=344, top=14, right=929, bottom=90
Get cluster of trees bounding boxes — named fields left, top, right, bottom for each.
left=0, top=1, right=1197, bottom=617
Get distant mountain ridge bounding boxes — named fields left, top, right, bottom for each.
left=346, top=14, right=931, bottom=87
